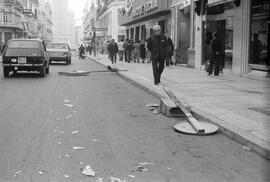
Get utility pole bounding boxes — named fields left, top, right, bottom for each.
left=91, top=19, right=96, bottom=57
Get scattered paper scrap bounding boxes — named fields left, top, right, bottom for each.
left=60, top=131, right=64, bottom=133
left=64, top=104, right=74, bottom=108
left=92, top=139, right=98, bottom=142
left=110, top=177, right=127, bottom=182
left=73, top=110, right=77, bottom=113
left=243, top=146, right=251, bottom=151
left=73, top=146, right=85, bottom=150
left=145, top=103, right=159, bottom=107
left=65, top=114, right=72, bottom=119
left=79, top=162, right=83, bottom=165
left=72, top=131, right=79, bottom=134
left=38, top=170, right=46, bottom=175
left=14, top=170, right=22, bottom=177
left=135, top=162, right=154, bottom=172
left=64, top=99, right=71, bottom=103
left=65, top=154, right=70, bottom=158
left=58, top=156, right=62, bottom=159
left=167, top=168, right=172, bottom=171
left=97, top=177, right=104, bottom=182
left=153, top=109, right=161, bottom=114
left=128, top=175, right=135, bottom=178
left=58, top=141, right=61, bottom=145
left=50, top=109, right=54, bottom=112
left=64, top=175, right=70, bottom=178
left=141, top=163, right=151, bottom=166
left=82, top=165, right=95, bottom=177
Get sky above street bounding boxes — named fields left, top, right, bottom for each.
left=68, top=0, right=88, bottom=20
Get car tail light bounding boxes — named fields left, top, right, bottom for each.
left=11, top=58, right=17, bottom=63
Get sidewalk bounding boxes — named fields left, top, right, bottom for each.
left=89, top=54, right=270, bottom=160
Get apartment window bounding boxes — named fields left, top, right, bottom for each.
left=4, top=13, right=8, bottom=22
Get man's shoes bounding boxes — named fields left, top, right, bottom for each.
left=208, top=73, right=212, bottom=75
left=154, top=82, right=159, bottom=85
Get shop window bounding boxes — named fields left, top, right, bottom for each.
left=249, top=0, right=269, bottom=69
left=141, top=25, right=146, bottom=41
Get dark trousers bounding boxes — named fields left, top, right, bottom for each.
left=110, top=54, right=117, bottom=64
left=126, top=51, right=132, bottom=62
left=152, top=58, right=165, bottom=84
left=208, top=55, right=220, bottom=75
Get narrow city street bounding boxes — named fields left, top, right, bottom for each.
left=0, top=55, right=269, bottom=182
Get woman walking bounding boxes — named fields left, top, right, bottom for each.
left=133, top=40, right=141, bottom=63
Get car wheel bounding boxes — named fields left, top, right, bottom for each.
left=3, top=67, right=9, bottom=78
left=69, top=58, right=71, bottom=64
left=46, top=65, right=50, bottom=74
left=66, top=59, right=69, bottom=65
left=40, top=65, right=46, bottom=77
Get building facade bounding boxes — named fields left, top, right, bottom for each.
left=119, top=0, right=171, bottom=42
left=96, top=0, right=126, bottom=42
left=0, top=0, right=24, bottom=46
left=50, top=0, right=75, bottom=47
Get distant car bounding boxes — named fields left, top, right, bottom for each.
left=2, top=39, right=50, bottom=78
left=46, top=42, right=71, bottom=64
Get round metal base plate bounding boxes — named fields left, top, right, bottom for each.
left=174, top=120, right=219, bottom=135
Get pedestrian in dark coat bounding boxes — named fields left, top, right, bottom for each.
left=208, top=32, right=222, bottom=76
left=140, top=40, right=146, bottom=63
left=147, top=25, right=167, bottom=85
left=125, top=40, right=133, bottom=63
left=107, top=39, right=118, bottom=64
left=166, top=37, right=174, bottom=66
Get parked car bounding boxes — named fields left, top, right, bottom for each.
left=46, top=42, right=72, bottom=64
left=2, top=39, right=50, bottom=78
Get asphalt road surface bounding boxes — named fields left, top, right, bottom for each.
left=0, top=54, right=269, bottom=182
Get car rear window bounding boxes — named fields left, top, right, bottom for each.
left=47, top=43, right=68, bottom=49
left=8, top=41, right=40, bottom=48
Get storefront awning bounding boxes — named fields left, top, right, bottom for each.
left=120, top=10, right=171, bottom=26
left=207, top=0, right=234, bottom=7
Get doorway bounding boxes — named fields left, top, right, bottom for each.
left=203, top=18, right=233, bottom=70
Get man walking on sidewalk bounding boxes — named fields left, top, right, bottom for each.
left=147, top=25, right=167, bottom=85
left=108, top=39, right=118, bottom=64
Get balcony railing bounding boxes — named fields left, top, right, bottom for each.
left=0, top=21, right=23, bottom=29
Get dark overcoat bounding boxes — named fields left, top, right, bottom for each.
left=147, top=34, right=167, bottom=60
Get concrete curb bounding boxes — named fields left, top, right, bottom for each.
left=88, top=56, right=270, bottom=160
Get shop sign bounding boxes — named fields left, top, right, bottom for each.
left=207, top=0, right=234, bottom=7
left=171, top=0, right=191, bottom=9
left=133, top=0, right=157, bottom=18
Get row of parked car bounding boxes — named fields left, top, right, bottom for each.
left=1, top=39, right=72, bottom=78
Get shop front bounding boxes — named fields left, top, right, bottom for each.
left=119, top=0, right=171, bottom=42
left=195, top=0, right=269, bottom=76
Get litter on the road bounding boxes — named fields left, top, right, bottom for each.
left=64, top=175, right=70, bottom=178
left=73, top=146, right=85, bottom=150
left=153, top=109, right=161, bottom=114
left=64, top=104, right=74, bottom=108
left=38, top=170, right=47, bottom=175
left=14, top=170, right=22, bottom=177
left=97, top=177, right=104, bottom=182
left=128, top=175, right=135, bottom=178
left=50, top=109, right=54, bottom=112
left=110, top=177, right=127, bottom=182
left=242, top=146, right=251, bottom=151
left=92, top=139, right=99, bottom=142
left=60, top=131, right=64, bottom=133
left=73, top=110, right=77, bottom=113
left=58, top=156, right=62, bottom=159
left=65, top=154, right=70, bottom=158
left=58, top=141, right=61, bottom=145
left=65, top=114, right=72, bottom=119
left=145, top=103, right=159, bottom=107
left=82, top=165, right=95, bottom=177
left=72, top=130, right=79, bottom=134
left=64, top=99, right=71, bottom=103
left=135, top=162, right=154, bottom=172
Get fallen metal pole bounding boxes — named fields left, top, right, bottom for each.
left=161, top=85, right=205, bottom=134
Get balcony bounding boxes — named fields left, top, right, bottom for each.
left=0, top=21, right=23, bottom=30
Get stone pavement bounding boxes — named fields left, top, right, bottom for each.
left=88, top=54, right=270, bottom=159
